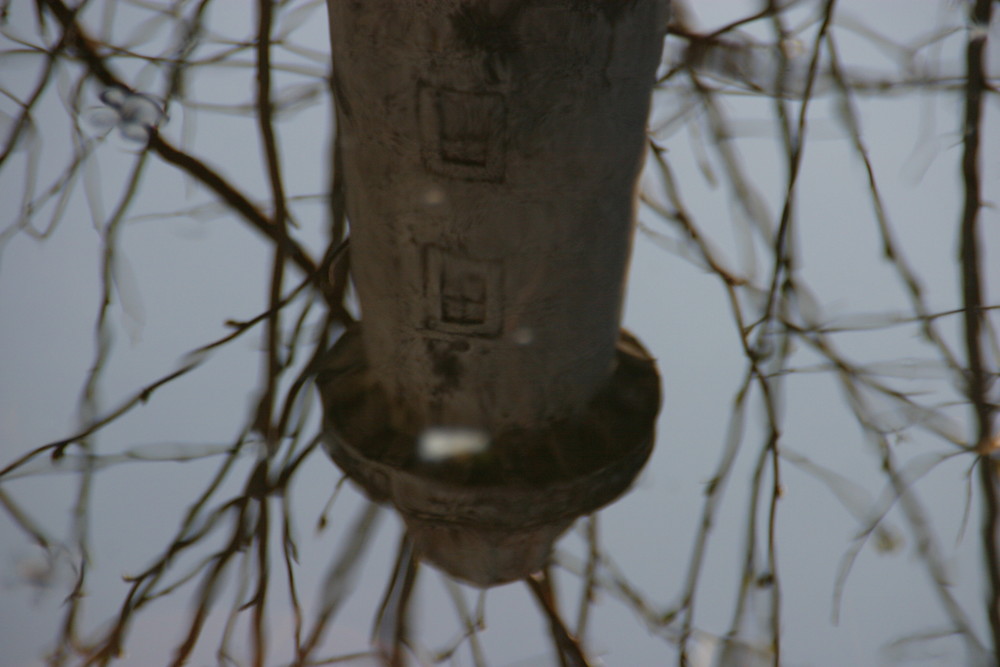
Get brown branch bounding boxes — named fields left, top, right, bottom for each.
left=961, top=0, right=995, bottom=445
left=36, top=0, right=318, bottom=278
left=526, top=572, right=592, bottom=667
left=960, top=0, right=1000, bottom=661
left=251, top=0, right=292, bottom=449
left=372, top=534, right=418, bottom=667
left=149, top=132, right=316, bottom=277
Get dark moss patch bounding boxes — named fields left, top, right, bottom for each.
left=425, top=336, right=468, bottom=388
left=449, top=3, right=522, bottom=56
left=570, top=0, right=641, bottom=23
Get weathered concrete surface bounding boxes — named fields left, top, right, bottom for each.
left=321, top=0, right=669, bottom=586
left=327, top=0, right=670, bottom=432
left=317, top=327, right=660, bottom=585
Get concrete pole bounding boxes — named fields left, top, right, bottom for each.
left=319, top=0, right=668, bottom=586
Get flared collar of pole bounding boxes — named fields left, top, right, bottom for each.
left=316, top=326, right=661, bottom=586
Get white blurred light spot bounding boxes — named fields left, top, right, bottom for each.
left=419, top=426, right=489, bottom=461
left=422, top=186, right=446, bottom=206
left=511, top=327, right=534, bottom=345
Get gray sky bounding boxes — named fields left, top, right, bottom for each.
left=1, top=1, right=998, bottom=665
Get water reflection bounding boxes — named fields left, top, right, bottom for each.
left=2, top=0, right=994, bottom=664
left=89, top=86, right=167, bottom=142
left=317, top=326, right=660, bottom=586
left=321, top=0, right=669, bottom=588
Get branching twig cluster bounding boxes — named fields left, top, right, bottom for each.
left=0, top=0, right=996, bottom=665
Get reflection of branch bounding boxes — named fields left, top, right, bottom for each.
left=436, top=578, right=486, bottom=665
left=61, top=130, right=154, bottom=666
left=3, top=0, right=992, bottom=664
left=0, top=266, right=321, bottom=482
left=837, top=367, right=988, bottom=659
left=653, top=4, right=994, bottom=664
left=574, top=516, right=600, bottom=640
left=773, top=290, right=989, bottom=658
left=254, top=0, right=291, bottom=453
left=372, top=534, right=419, bottom=666
left=526, top=572, right=592, bottom=667
left=0, top=360, right=199, bottom=480
left=36, top=0, right=319, bottom=278
left=754, top=5, right=839, bottom=662
left=0, top=487, right=51, bottom=549
left=825, top=33, right=963, bottom=375
left=296, top=502, right=382, bottom=664
left=150, top=133, right=317, bottom=276
left=959, top=0, right=1000, bottom=661
left=0, top=36, right=59, bottom=170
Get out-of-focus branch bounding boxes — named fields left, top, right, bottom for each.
left=526, top=572, right=592, bottom=667
left=148, top=133, right=317, bottom=277
left=36, top=0, right=319, bottom=279
left=959, top=0, right=1000, bottom=661
left=252, top=0, right=292, bottom=452
left=961, top=0, right=995, bottom=445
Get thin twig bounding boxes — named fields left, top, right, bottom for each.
left=959, top=0, right=1000, bottom=661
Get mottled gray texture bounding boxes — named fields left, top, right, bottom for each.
left=328, top=0, right=670, bottom=432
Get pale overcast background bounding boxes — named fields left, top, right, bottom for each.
left=1, top=1, right=999, bottom=666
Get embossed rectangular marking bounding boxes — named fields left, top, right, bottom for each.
left=424, top=245, right=503, bottom=336
left=419, top=84, right=506, bottom=182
